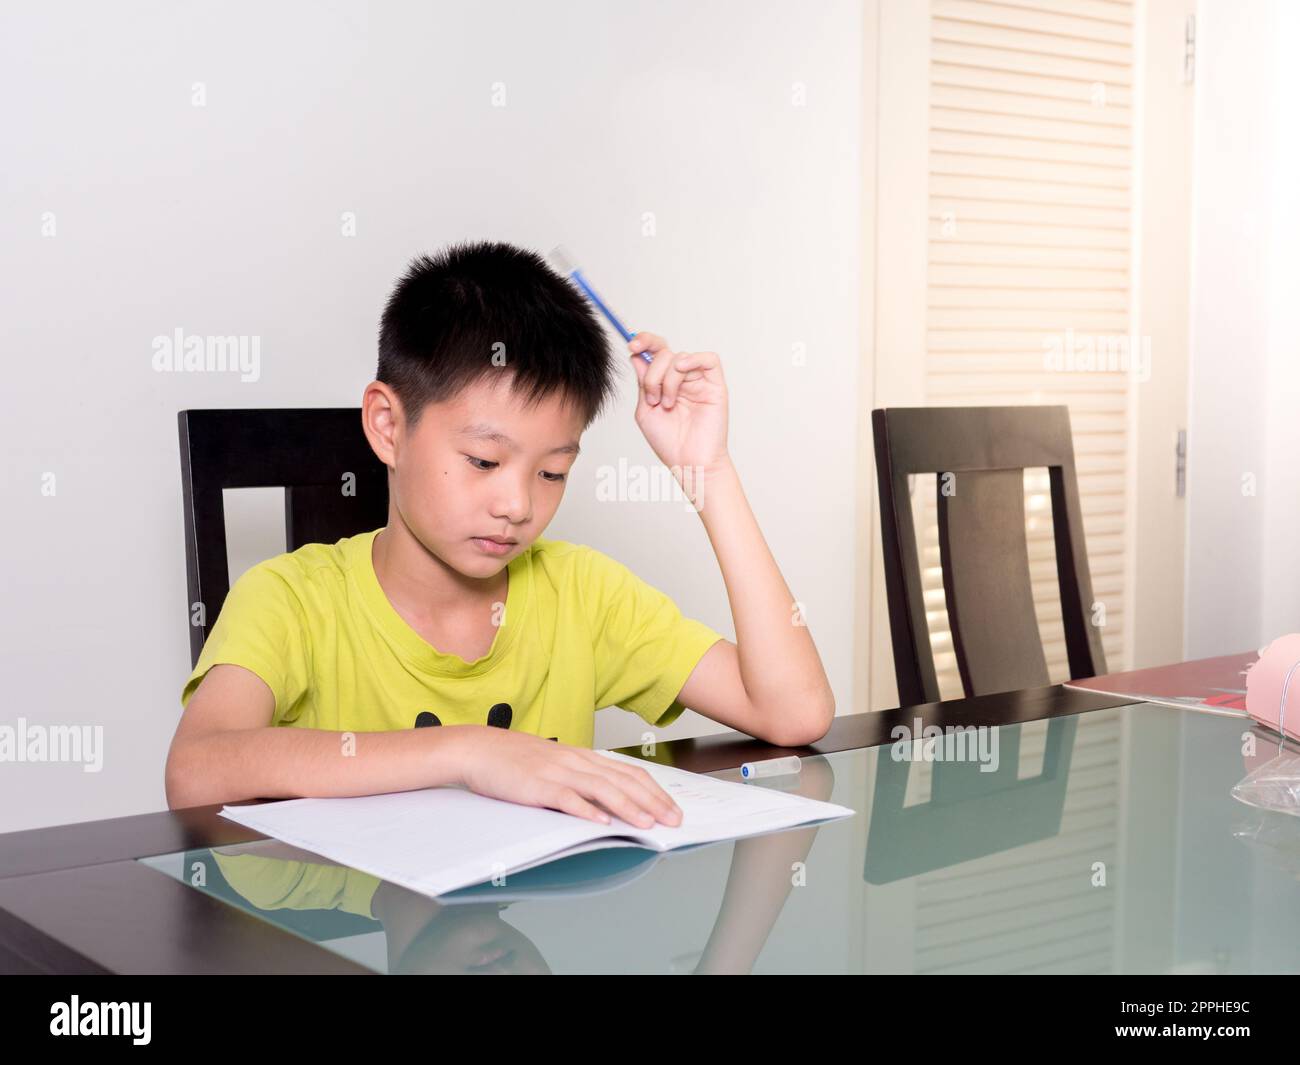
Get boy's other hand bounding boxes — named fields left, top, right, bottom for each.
left=627, top=331, right=730, bottom=478
left=451, top=726, right=684, bottom=829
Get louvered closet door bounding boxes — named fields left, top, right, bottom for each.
left=921, top=0, right=1136, bottom=697
left=862, top=0, right=1195, bottom=976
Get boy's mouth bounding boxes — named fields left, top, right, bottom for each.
left=470, top=535, right=517, bottom=556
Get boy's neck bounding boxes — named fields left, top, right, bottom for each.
left=371, top=520, right=507, bottom=623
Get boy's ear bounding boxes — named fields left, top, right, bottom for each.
left=362, top=380, right=402, bottom=469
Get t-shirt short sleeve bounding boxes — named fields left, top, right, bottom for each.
left=578, top=546, right=725, bottom=729
left=180, top=562, right=311, bottom=726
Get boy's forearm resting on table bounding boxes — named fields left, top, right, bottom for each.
left=165, top=724, right=474, bottom=809
left=692, top=456, right=836, bottom=744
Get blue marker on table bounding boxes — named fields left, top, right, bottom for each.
left=740, top=756, right=802, bottom=780
left=550, top=245, right=653, bottom=363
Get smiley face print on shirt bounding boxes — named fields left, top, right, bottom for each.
left=413, top=703, right=558, bottom=742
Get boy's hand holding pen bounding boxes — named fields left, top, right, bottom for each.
left=550, top=246, right=731, bottom=494
left=625, top=330, right=730, bottom=488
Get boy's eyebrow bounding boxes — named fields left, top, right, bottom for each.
left=458, top=422, right=581, bottom=456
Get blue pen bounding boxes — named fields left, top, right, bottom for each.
left=550, top=245, right=653, bottom=363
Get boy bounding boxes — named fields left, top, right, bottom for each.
left=165, top=241, right=835, bottom=829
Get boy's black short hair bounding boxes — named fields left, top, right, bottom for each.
left=377, top=241, right=617, bottom=431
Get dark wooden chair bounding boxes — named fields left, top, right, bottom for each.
left=178, top=408, right=388, bottom=668
left=871, top=405, right=1106, bottom=706
left=177, top=409, right=389, bottom=938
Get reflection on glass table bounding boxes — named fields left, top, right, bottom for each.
left=139, top=703, right=1300, bottom=973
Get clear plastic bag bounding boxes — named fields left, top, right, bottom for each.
left=1231, top=750, right=1300, bottom=817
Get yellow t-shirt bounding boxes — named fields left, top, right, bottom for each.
left=180, top=528, right=725, bottom=746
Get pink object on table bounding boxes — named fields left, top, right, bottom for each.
left=1245, top=634, right=1300, bottom=744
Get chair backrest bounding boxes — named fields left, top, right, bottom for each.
left=871, top=405, right=1106, bottom=706
left=178, top=408, right=389, bottom=667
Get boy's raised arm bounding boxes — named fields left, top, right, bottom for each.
left=626, top=332, right=837, bottom=748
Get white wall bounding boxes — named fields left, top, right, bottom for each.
left=1179, top=0, right=1300, bottom=956
left=0, top=0, right=863, bottom=833
left=1257, top=2, right=1300, bottom=641
left=1185, top=0, right=1300, bottom=658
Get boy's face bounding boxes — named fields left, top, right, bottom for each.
left=378, top=372, right=586, bottom=578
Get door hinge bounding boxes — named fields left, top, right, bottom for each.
left=1184, top=15, right=1196, bottom=85
left=1176, top=429, right=1188, bottom=498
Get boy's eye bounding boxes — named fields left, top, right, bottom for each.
left=465, top=455, right=566, bottom=482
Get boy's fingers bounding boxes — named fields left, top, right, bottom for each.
left=661, top=350, right=713, bottom=408
left=629, top=331, right=670, bottom=357
left=585, top=755, right=682, bottom=819
left=643, top=346, right=676, bottom=404
left=569, top=770, right=664, bottom=827
left=548, top=786, right=610, bottom=824
left=629, top=351, right=648, bottom=383
left=629, top=355, right=652, bottom=417
left=661, top=355, right=689, bottom=409
left=576, top=753, right=681, bottom=818
left=675, top=351, right=721, bottom=378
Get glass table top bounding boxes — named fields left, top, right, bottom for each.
left=138, top=702, right=1300, bottom=974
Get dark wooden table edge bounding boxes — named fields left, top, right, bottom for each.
left=0, top=860, right=374, bottom=974
left=0, top=684, right=1135, bottom=974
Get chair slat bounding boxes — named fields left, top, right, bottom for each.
left=939, top=468, right=1051, bottom=696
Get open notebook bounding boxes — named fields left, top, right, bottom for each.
left=219, top=750, right=856, bottom=900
